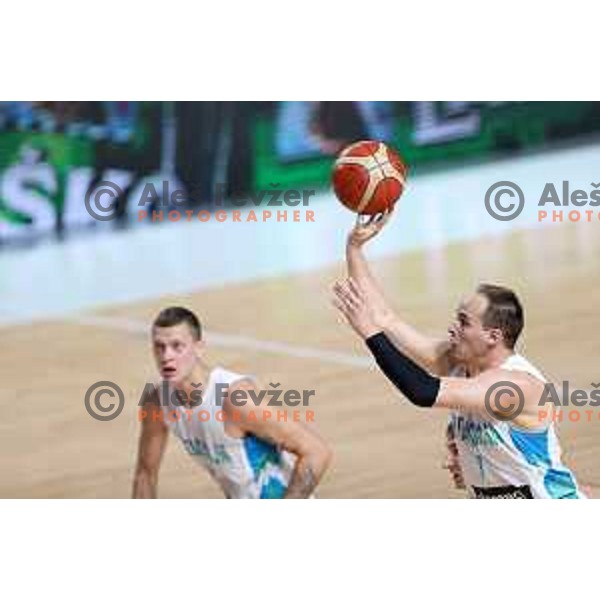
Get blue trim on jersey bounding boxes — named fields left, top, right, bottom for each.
left=260, top=477, right=287, bottom=499
left=243, top=435, right=281, bottom=474
left=244, top=435, right=279, bottom=476
left=543, top=469, right=579, bottom=499
left=509, top=427, right=550, bottom=467
left=243, top=435, right=287, bottom=499
left=509, top=427, right=579, bottom=498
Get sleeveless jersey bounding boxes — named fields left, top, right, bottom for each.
left=159, top=366, right=296, bottom=499
left=448, top=354, right=583, bottom=499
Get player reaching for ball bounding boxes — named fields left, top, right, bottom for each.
left=332, top=213, right=585, bottom=499
left=132, top=307, right=331, bottom=499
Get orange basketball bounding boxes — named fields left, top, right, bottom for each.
left=331, top=140, right=408, bottom=215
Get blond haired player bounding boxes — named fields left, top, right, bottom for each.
left=333, top=214, right=584, bottom=499
left=133, top=307, right=331, bottom=499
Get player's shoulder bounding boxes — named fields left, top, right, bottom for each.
left=211, top=365, right=243, bottom=380
left=476, top=367, right=545, bottom=400
left=212, top=365, right=256, bottom=388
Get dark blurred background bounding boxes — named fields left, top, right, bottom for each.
left=1, top=101, right=600, bottom=246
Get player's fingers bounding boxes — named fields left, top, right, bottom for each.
left=333, top=297, right=361, bottom=329
left=449, top=469, right=465, bottom=487
left=333, top=283, right=361, bottom=313
left=332, top=284, right=348, bottom=306
left=347, top=277, right=364, bottom=300
left=332, top=280, right=344, bottom=293
left=345, top=283, right=364, bottom=309
left=377, top=207, right=394, bottom=229
left=357, top=213, right=383, bottom=233
left=355, top=206, right=395, bottom=233
left=331, top=296, right=350, bottom=317
left=337, top=278, right=360, bottom=305
left=356, top=213, right=371, bottom=229
left=451, top=467, right=465, bottom=485
left=372, top=213, right=390, bottom=229
left=444, top=463, right=465, bottom=488
left=380, top=209, right=394, bottom=226
left=443, top=459, right=457, bottom=472
left=342, top=291, right=361, bottom=312
left=332, top=284, right=349, bottom=304
left=447, top=440, right=459, bottom=456
left=454, top=477, right=466, bottom=490
left=333, top=279, right=350, bottom=299
left=366, top=212, right=389, bottom=234
left=377, top=210, right=390, bottom=223
left=334, top=280, right=354, bottom=299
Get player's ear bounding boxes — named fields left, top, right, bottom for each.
left=486, top=327, right=503, bottom=346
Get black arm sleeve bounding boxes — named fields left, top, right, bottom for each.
left=365, top=332, right=441, bottom=408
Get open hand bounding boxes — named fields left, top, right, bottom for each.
left=347, top=209, right=394, bottom=249
left=332, top=277, right=381, bottom=340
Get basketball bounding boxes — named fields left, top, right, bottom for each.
left=332, top=140, right=408, bottom=215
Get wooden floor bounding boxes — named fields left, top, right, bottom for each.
left=2, top=221, right=599, bottom=498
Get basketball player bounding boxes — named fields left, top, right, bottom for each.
left=132, top=307, right=331, bottom=499
left=333, top=214, right=584, bottom=499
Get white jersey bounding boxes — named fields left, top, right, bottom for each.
left=159, top=367, right=296, bottom=499
left=449, top=354, right=583, bottom=499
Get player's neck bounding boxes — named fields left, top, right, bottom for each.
left=469, top=346, right=514, bottom=376
left=177, top=360, right=212, bottom=395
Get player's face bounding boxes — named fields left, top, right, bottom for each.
left=152, top=324, right=203, bottom=384
left=447, top=293, right=495, bottom=364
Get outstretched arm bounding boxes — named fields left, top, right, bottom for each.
left=345, top=215, right=451, bottom=375
left=333, top=282, right=542, bottom=424
left=132, top=389, right=168, bottom=499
